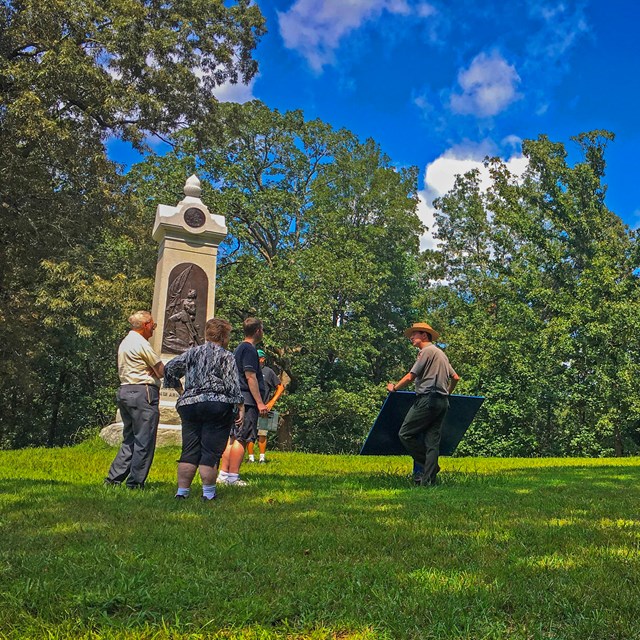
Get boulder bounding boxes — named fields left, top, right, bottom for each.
left=100, top=423, right=182, bottom=447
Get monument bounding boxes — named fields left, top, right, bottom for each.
left=100, top=175, right=227, bottom=446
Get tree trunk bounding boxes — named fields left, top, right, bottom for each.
left=614, top=425, right=623, bottom=457
left=277, top=413, right=293, bottom=451
left=48, top=370, right=68, bottom=447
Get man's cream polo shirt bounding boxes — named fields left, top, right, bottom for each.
left=118, top=330, right=161, bottom=387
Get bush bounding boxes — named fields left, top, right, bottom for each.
left=284, top=385, right=387, bottom=454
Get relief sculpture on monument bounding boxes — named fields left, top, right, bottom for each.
left=162, top=263, right=208, bottom=354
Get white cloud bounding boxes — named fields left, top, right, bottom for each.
left=214, top=76, right=258, bottom=104
left=535, top=102, right=549, bottom=116
left=450, top=51, right=522, bottom=117
left=416, top=2, right=436, bottom=18
left=278, top=0, right=435, bottom=71
left=529, top=2, right=590, bottom=60
left=417, top=191, right=439, bottom=251
left=417, top=141, right=528, bottom=251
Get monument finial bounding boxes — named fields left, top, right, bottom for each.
left=184, top=175, right=202, bottom=198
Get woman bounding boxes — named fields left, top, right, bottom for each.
left=164, top=317, right=244, bottom=501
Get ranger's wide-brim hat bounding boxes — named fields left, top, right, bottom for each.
left=403, top=322, right=440, bottom=341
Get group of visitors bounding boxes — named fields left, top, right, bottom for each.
left=105, top=312, right=282, bottom=500
left=105, top=310, right=459, bottom=497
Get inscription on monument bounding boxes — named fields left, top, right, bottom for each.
left=161, top=263, right=208, bottom=354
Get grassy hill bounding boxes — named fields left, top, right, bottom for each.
left=1, top=441, right=640, bottom=639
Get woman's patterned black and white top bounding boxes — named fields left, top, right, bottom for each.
left=164, top=342, right=243, bottom=408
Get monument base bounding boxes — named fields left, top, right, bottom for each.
left=99, top=386, right=183, bottom=447
left=100, top=422, right=182, bottom=447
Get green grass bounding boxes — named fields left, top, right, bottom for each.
left=2, top=441, right=640, bottom=639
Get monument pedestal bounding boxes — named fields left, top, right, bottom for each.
left=99, top=383, right=183, bottom=446
left=99, top=175, right=226, bottom=447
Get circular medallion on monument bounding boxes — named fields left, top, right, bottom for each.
left=184, top=207, right=206, bottom=228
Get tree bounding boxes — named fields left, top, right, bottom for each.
left=0, top=0, right=265, bottom=446
left=128, top=101, right=424, bottom=452
left=421, top=131, right=640, bottom=456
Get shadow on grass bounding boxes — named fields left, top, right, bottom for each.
left=3, top=462, right=640, bottom=639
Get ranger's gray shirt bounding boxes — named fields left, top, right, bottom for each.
left=410, top=344, right=457, bottom=395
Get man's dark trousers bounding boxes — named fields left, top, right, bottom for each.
left=107, top=384, right=159, bottom=488
left=398, top=393, right=449, bottom=484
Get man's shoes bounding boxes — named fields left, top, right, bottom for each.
left=259, top=459, right=267, bottom=464
left=201, top=495, right=217, bottom=502
left=103, top=478, right=121, bottom=487
left=126, top=483, right=145, bottom=490
left=174, top=494, right=188, bottom=500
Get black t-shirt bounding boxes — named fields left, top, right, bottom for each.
left=262, top=365, right=280, bottom=403
left=234, top=341, right=265, bottom=406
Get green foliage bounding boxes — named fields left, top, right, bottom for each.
left=3, top=446, right=640, bottom=639
left=422, top=130, right=640, bottom=457
left=283, top=385, right=387, bottom=453
left=128, top=101, right=423, bottom=452
left=0, top=0, right=265, bottom=447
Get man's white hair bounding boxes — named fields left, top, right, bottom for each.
left=128, top=310, right=152, bottom=329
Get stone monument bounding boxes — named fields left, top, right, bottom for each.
left=100, top=175, right=227, bottom=446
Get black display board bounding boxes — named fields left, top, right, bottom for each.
left=360, top=392, right=484, bottom=456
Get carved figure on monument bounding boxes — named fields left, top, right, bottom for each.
left=162, top=264, right=208, bottom=354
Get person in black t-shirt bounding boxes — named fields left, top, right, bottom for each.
left=218, top=317, right=268, bottom=486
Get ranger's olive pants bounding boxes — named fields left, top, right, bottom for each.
left=398, top=393, right=449, bottom=484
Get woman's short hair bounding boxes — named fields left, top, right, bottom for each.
left=128, top=310, right=152, bottom=329
left=205, top=317, right=232, bottom=343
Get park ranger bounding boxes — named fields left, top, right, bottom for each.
left=387, top=322, right=460, bottom=486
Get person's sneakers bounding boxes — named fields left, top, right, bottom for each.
left=103, top=478, right=121, bottom=487
left=174, top=494, right=188, bottom=500
left=201, top=495, right=217, bottom=502
left=126, top=483, right=145, bottom=490
left=217, top=476, right=249, bottom=486
left=259, top=459, right=267, bottom=464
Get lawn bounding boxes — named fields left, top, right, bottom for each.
left=1, top=441, right=640, bottom=639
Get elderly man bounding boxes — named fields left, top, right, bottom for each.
left=387, top=322, right=460, bottom=487
left=105, top=311, right=164, bottom=489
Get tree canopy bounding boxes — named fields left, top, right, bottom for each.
left=128, top=101, right=424, bottom=451
left=0, top=0, right=265, bottom=446
left=2, top=0, right=639, bottom=456
left=421, top=131, right=640, bottom=456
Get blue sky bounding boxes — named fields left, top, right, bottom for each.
left=108, top=0, right=640, bottom=247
